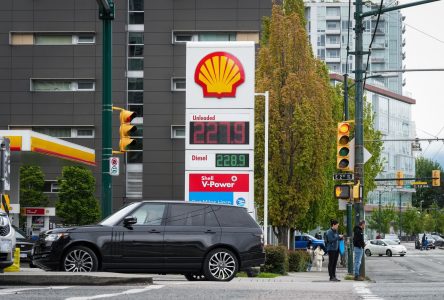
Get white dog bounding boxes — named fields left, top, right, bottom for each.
left=314, top=245, right=325, bottom=272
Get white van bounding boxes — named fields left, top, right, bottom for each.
left=0, top=212, right=16, bottom=271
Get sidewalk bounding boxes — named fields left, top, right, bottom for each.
left=0, top=268, right=153, bottom=286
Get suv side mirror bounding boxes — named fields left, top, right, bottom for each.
left=123, top=216, right=137, bottom=227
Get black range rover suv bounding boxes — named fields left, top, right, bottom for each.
left=32, top=201, right=265, bottom=281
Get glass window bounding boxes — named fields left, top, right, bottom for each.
left=171, top=78, right=186, bottom=91
left=129, top=12, right=144, bottom=24
left=171, top=125, right=185, bottom=139
left=131, top=203, right=166, bottom=226
left=77, top=34, right=95, bottom=44
left=128, top=78, right=143, bottom=90
left=76, top=129, right=94, bottom=137
left=33, top=80, right=71, bottom=91
left=129, top=0, right=144, bottom=11
left=77, top=81, right=94, bottom=90
left=212, top=206, right=258, bottom=228
left=127, top=152, right=143, bottom=163
left=129, top=45, right=144, bottom=57
left=175, top=34, right=194, bottom=42
left=35, top=35, right=72, bottom=45
left=43, top=181, right=59, bottom=193
left=198, top=32, right=236, bottom=41
left=128, top=91, right=143, bottom=103
left=166, top=204, right=205, bottom=226
left=129, top=32, right=144, bottom=44
left=128, top=58, right=144, bottom=71
left=205, top=207, right=219, bottom=227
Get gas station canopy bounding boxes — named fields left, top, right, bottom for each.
left=0, top=130, right=95, bottom=166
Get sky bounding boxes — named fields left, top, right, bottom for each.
left=399, top=0, right=444, bottom=167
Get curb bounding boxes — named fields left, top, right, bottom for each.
left=0, top=272, right=153, bottom=286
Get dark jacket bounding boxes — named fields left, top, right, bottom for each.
left=326, top=228, right=340, bottom=252
left=353, top=225, right=365, bottom=248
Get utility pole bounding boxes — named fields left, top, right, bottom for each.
left=96, top=0, right=115, bottom=218
left=353, top=0, right=439, bottom=279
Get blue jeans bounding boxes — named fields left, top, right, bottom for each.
left=354, top=247, right=364, bottom=277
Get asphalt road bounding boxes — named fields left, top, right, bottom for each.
left=1, top=243, right=443, bottom=300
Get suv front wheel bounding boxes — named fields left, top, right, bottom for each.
left=203, top=248, right=238, bottom=281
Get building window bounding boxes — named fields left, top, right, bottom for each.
left=43, top=181, right=59, bottom=193
left=10, top=32, right=95, bottom=45
left=128, top=58, right=144, bottom=71
left=25, top=127, right=95, bottom=138
left=171, top=125, right=185, bottom=139
left=198, top=32, right=236, bottom=41
left=173, top=31, right=258, bottom=44
left=31, top=79, right=95, bottom=92
left=128, top=78, right=143, bottom=90
left=129, top=45, right=144, bottom=57
left=174, top=34, right=196, bottom=43
left=171, top=78, right=186, bottom=91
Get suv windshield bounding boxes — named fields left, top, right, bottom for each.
left=99, top=202, right=139, bottom=226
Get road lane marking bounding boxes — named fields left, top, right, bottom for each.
left=65, top=285, right=165, bottom=300
left=354, top=282, right=384, bottom=300
left=0, top=286, right=71, bottom=295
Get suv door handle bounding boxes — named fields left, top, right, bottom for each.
left=205, top=229, right=216, bottom=234
left=149, top=229, right=161, bottom=233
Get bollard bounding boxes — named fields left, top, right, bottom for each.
left=4, top=248, right=20, bottom=272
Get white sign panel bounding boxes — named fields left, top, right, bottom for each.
left=185, top=171, right=254, bottom=212
left=186, top=150, right=254, bottom=171
left=186, top=109, right=254, bottom=150
left=109, top=157, right=119, bottom=176
left=186, top=42, right=255, bottom=109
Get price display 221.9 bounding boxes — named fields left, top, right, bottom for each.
left=190, top=121, right=249, bottom=144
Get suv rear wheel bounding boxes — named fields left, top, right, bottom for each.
left=62, top=246, right=98, bottom=272
left=203, top=248, right=238, bottom=281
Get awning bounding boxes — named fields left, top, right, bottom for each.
left=0, top=130, right=95, bottom=166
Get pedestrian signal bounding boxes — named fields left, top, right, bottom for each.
left=334, top=185, right=351, bottom=199
left=432, top=170, right=440, bottom=187
left=396, top=170, right=404, bottom=188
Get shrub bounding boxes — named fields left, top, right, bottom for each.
left=262, top=245, right=288, bottom=275
left=288, top=250, right=311, bottom=272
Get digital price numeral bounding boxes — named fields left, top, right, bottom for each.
left=215, top=154, right=249, bottom=167
left=190, top=121, right=249, bottom=144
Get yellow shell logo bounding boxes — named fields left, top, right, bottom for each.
left=194, top=52, right=245, bottom=98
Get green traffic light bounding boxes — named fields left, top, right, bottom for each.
left=339, top=147, right=349, bottom=156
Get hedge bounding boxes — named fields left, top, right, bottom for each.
left=262, top=245, right=288, bottom=275
left=288, top=250, right=311, bottom=272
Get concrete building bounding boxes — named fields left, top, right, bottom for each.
left=304, top=0, right=405, bottom=94
left=0, top=0, right=271, bottom=212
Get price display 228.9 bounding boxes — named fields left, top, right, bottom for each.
left=190, top=121, right=249, bottom=144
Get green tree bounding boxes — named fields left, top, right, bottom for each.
left=255, top=2, right=337, bottom=247
left=366, top=206, right=397, bottom=234
left=413, top=157, right=443, bottom=210
left=401, top=207, right=423, bottom=236
left=20, top=165, right=48, bottom=207
left=422, top=212, right=435, bottom=232
left=56, top=166, right=100, bottom=225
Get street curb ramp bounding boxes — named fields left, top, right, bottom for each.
left=0, top=272, right=153, bottom=286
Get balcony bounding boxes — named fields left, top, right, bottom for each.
left=326, top=29, right=341, bottom=35
left=325, top=57, right=341, bottom=63
left=325, top=43, right=341, bottom=49
left=326, top=15, right=340, bottom=21
left=371, top=57, right=385, bottom=63
left=372, top=43, right=385, bottom=49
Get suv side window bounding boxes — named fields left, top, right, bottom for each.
left=166, top=204, right=205, bottom=226
left=212, top=206, right=258, bottom=228
left=131, top=203, right=166, bottom=226
left=205, top=206, right=219, bottom=227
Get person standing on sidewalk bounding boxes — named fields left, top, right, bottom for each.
left=353, top=220, right=366, bottom=281
left=326, top=219, right=343, bottom=281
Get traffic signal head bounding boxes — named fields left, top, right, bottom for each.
left=119, top=109, right=137, bottom=152
left=432, top=170, right=441, bottom=187
left=396, top=170, right=404, bottom=188
left=334, top=184, right=351, bottom=199
left=337, top=121, right=352, bottom=171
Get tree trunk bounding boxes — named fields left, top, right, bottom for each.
left=289, top=228, right=295, bottom=250
left=277, top=226, right=289, bottom=248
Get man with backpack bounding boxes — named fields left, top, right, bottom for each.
left=325, top=219, right=343, bottom=281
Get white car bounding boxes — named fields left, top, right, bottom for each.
left=364, top=239, right=407, bottom=257
left=0, top=212, right=16, bottom=270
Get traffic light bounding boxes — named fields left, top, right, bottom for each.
left=395, top=170, right=404, bottom=188
left=337, top=121, right=352, bottom=171
left=334, top=184, right=351, bottom=199
left=119, top=109, right=137, bottom=152
left=432, top=170, right=441, bottom=187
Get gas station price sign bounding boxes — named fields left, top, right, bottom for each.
left=215, top=153, right=249, bottom=167
left=190, top=121, right=249, bottom=145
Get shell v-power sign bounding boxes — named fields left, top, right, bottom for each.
left=185, top=42, right=255, bottom=213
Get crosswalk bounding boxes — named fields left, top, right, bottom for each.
left=354, top=282, right=384, bottom=300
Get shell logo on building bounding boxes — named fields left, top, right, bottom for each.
left=194, top=51, right=245, bottom=98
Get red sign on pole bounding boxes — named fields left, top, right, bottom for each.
left=189, top=173, right=249, bottom=192
left=24, top=208, right=45, bottom=215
